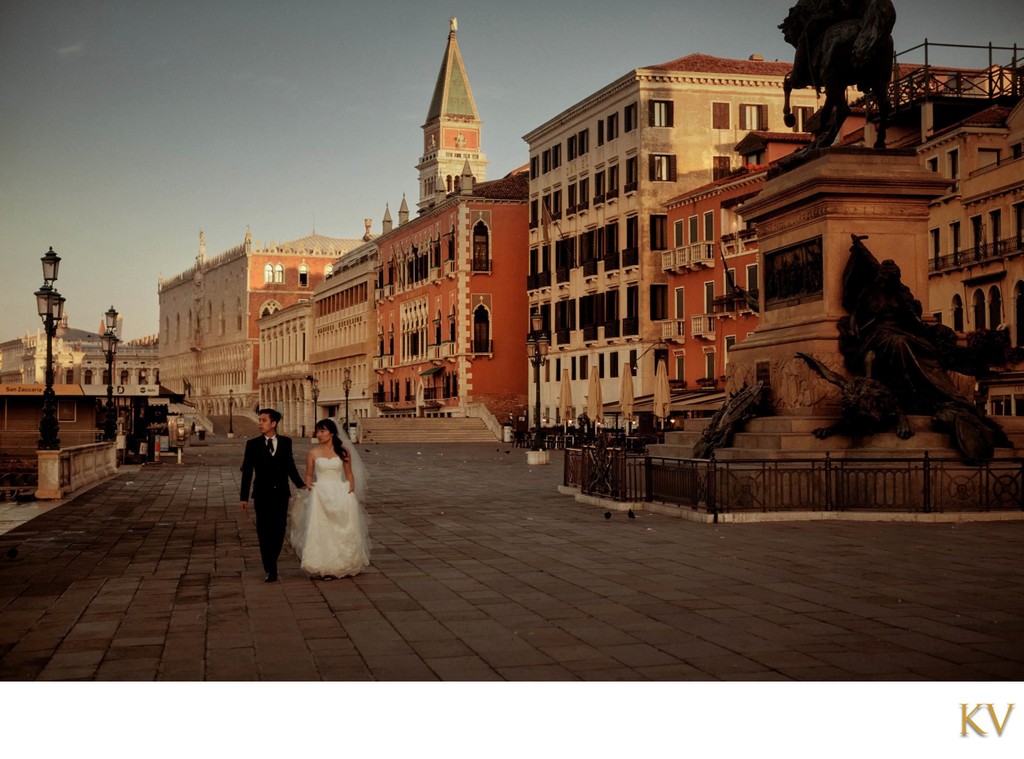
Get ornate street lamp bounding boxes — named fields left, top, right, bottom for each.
left=228, top=388, right=234, bottom=438
left=343, top=368, right=352, bottom=436
left=526, top=309, right=550, bottom=451
left=35, top=247, right=64, bottom=450
left=101, top=306, right=119, bottom=441
left=306, top=374, right=319, bottom=436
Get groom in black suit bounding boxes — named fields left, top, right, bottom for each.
left=240, top=408, right=306, bottom=582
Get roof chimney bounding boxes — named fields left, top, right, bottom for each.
left=749, top=54, right=764, bottom=61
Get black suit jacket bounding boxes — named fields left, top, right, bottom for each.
left=239, top=434, right=305, bottom=503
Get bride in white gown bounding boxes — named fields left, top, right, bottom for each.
left=289, top=418, right=371, bottom=578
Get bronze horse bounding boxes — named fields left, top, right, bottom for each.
left=780, top=0, right=895, bottom=149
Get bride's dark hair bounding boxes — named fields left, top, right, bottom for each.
left=315, top=418, right=349, bottom=461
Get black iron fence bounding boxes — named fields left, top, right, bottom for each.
left=564, top=448, right=1024, bottom=514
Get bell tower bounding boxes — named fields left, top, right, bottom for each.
left=417, top=18, right=487, bottom=210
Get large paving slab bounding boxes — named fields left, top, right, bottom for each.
left=1, top=436, right=1023, bottom=681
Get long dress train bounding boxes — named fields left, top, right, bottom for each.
left=289, top=456, right=371, bottom=577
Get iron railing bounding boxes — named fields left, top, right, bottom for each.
left=564, top=448, right=1024, bottom=514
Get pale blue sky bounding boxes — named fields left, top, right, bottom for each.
left=1, top=0, right=1019, bottom=341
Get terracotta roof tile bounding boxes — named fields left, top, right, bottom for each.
left=473, top=167, right=530, bottom=200
left=648, top=53, right=793, bottom=77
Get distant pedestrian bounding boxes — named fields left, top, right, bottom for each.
left=239, top=408, right=306, bottom=582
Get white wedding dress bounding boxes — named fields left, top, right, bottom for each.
left=289, top=456, right=371, bottom=578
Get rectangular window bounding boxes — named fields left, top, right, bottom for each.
left=625, top=156, right=638, bottom=190
left=626, top=216, right=639, bottom=250
left=649, top=154, right=676, bottom=181
left=624, top=102, right=637, bottom=132
left=551, top=144, right=562, bottom=169
left=577, top=178, right=588, bottom=207
left=530, top=199, right=538, bottom=227
left=703, top=211, right=715, bottom=241
left=597, top=119, right=605, bottom=146
left=542, top=149, right=551, bottom=173
left=675, top=354, right=685, bottom=381
left=674, top=287, right=685, bottom=318
left=745, top=264, right=758, bottom=292
left=930, top=228, right=941, bottom=261
left=704, top=281, right=715, bottom=312
left=530, top=155, right=539, bottom=179
left=794, top=106, right=814, bottom=132
left=739, top=103, right=768, bottom=130
left=713, top=156, right=731, bottom=180
left=926, top=156, right=938, bottom=173
left=650, top=215, right=668, bottom=251
left=712, top=102, right=730, bottom=129
left=688, top=215, right=699, bottom=244
left=580, top=355, right=588, bottom=380
left=673, top=220, right=685, bottom=247
left=605, top=290, right=619, bottom=321
left=605, top=221, right=618, bottom=254
left=567, top=183, right=577, bottom=210
left=610, top=352, right=619, bottom=378
left=607, top=163, right=619, bottom=194
left=950, top=221, right=961, bottom=255
left=705, top=351, right=716, bottom=380
left=567, top=134, right=577, bottom=161
left=626, top=285, right=639, bottom=318
left=650, top=99, right=674, bottom=127
left=551, top=189, right=562, bottom=217
left=650, top=284, right=668, bottom=320
left=947, top=149, right=960, bottom=182
left=578, top=129, right=589, bottom=155
left=606, top=113, right=619, bottom=141
left=594, top=171, right=605, bottom=201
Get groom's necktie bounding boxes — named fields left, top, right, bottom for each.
left=266, top=437, right=274, bottom=456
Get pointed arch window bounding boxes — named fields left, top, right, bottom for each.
left=472, top=306, right=491, bottom=353
left=952, top=294, right=964, bottom=332
left=472, top=221, right=490, bottom=272
left=264, top=264, right=274, bottom=283
left=973, top=290, right=986, bottom=330
left=1016, top=283, right=1024, bottom=346
left=274, top=264, right=284, bottom=284
left=989, top=286, right=1003, bottom=331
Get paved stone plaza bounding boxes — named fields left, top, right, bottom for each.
left=1, top=435, right=1023, bottom=681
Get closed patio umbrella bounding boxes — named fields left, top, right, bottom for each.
left=415, top=378, right=425, bottom=414
left=558, top=369, right=573, bottom=427
left=618, top=370, right=635, bottom=430
left=653, top=358, right=671, bottom=423
left=586, top=367, right=603, bottom=426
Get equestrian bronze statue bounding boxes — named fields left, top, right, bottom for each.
left=780, top=0, right=896, bottom=149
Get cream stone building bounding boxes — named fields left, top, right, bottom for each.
left=309, top=237, right=378, bottom=433
left=158, top=229, right=361, bottom=428
left=257, top=300, right=313, bottom=437
left=522, top=53, right=821, bottom=425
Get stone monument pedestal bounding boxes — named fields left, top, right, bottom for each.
left=727, top=148, right=952, bottom=416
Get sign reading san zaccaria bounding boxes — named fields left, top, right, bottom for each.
left=764, top=236, right=823, bottom=309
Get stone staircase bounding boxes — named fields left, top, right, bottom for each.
left=649, top=415, right=1022, bottom=460
left=359, top=417, right=499, bottom=444
left=208, top=415, right=260, bottom=438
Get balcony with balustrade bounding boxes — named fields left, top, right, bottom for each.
left=691, top=314, right=716, bottom=340
left=661, top=319, right=686, bottom=342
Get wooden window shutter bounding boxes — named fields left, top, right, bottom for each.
left=739, top=105, right=748, bottom=130
left=759, top=104, right=768, bottom=130
left=648, top=154, right=656, bottom=181
left=668, top=155, right=677, bottom=182
left=666, top=101, right=674, bottom=127
left=648, top=101, right=656, bottom=127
